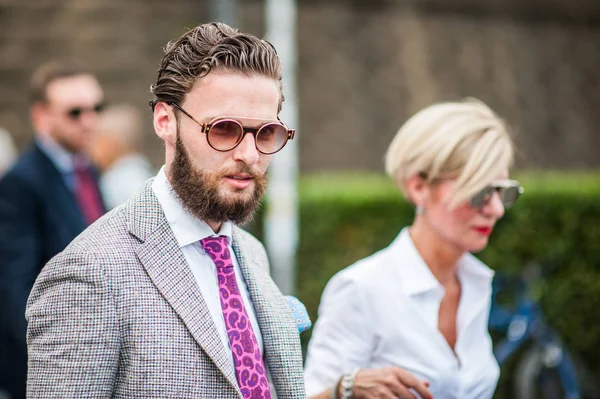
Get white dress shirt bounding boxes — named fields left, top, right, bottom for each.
left=304, top=228, right=500, bottom=399
left=152, top=167, right=264, bottom=370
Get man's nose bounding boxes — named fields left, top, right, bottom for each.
left=79, top=110, right=99, bottom=130
left=232, top=131, right=260, bottom=165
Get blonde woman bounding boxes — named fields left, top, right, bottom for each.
left=304, top=99, right=523, bottom=399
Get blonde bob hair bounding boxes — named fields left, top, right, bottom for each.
left=385, top=98, right=515, bottom=208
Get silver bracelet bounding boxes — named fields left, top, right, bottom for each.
left=340, top=368, right=360, bottom=399
left=329, top=379, right=340, bottom=399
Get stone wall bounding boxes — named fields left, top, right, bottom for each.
left=0, top=0, right=598, bottom=171
left=297, top=0, right=600, bottom=170
left=0, top=0, right=263, bottom=166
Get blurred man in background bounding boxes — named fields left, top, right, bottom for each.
left=0, top=58, right=106, bottom=399
left=88, top=103, right=154, bottom=209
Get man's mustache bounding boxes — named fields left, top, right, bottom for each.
left=219, top=166, right=266, bottom=180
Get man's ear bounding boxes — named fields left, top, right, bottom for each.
left=30, top=102, right=49, bottom=134
left=405, top=173, right=429, bottom=208
left=153, top=102, right=177, bottom=146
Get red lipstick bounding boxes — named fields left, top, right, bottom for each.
left=474, top=227, right=493, bottom=236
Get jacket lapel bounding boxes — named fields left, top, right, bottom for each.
left=33, top=144, right=87, bottom=235
left=127, top=183, right=239, bottom=395
left=232, top=228, right=305, bottom=399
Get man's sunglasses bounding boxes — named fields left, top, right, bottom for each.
left=168, top=102, right=295, bottom=155
left=66, top=103, right=105, bottom=120
left=470, top=179, right=524, bottom=210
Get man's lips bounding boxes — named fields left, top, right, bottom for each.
left=223, top=174, right=254, bottom=189
left=227, top=173, right=252, bottom=180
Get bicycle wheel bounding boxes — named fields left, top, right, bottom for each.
left=517, top=346, right=600, bottom=399
left=515, top=348, right=565, bottom=399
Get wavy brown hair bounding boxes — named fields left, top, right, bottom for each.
left=150, top=22, right=283, bottom=112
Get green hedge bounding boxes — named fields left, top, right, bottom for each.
left=284, top=171, right=600, bottom=398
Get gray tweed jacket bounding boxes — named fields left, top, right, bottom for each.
left=25, top=182, right=306, bottom=399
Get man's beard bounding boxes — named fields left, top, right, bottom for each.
left=50, top=127, right=82, bottom=154
left=169, top=134, right=268, bottom=226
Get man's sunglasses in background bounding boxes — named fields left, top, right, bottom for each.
left=66, top=102, right=105, bottom=120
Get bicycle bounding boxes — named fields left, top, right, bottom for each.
left=489, top=261, right=598, bottom=399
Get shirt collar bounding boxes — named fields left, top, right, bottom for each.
left=152, top=166, right=233, bottom=248
left=390, top=228, right=494, bottom=297
left=36, top=134, right=76, bottom=174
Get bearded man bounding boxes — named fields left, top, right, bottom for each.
left=25, top=22, right=304, bottom=399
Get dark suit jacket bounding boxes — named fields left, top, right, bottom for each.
left=0, top=142, right=104, bottom=399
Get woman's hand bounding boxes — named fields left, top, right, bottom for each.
left=352, top=367, right=432, bottom=399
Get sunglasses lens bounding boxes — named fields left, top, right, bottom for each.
left=471, top=182, right=523, bottom=210
left=256, top=123, right=288, bottom=154
left=470, top=187, right=495, bottom=209
left=208, top=120, right=243, bottom=151
left=67, top=108, right=82, bottom=119
left=66, top=103, right=104, bottom=120
left=500, top=186, right=520, bottom=208
left=94, top=103, right=105, bottom=113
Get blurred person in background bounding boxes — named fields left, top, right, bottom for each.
left=0, top=58, right=106, bottom=399
left=0, top=127, right=18, bottom=399
left=25, top=22, right=305, bottom=399
left=89, top=103, right=155, bottom=209
left=304, top=99, right=523, bottom=399
left=0, top=127, right=18, bottom=178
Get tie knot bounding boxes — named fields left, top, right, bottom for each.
left=73, top=156, right=89, bottom=172
left=200, top=236, right=232, bottom=267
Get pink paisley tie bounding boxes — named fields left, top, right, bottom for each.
left=200, top=236, right=272, bottom=399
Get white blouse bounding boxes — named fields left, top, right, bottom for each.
left=304, top=228, right=500, bottom=399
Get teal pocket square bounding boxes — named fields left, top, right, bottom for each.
left=285, top=295, right=312, bottom=333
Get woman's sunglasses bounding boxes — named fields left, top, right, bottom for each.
left=470, top=179, right=524, bottom=210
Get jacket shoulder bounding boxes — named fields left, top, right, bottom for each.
left=65, top=207, right=133, bottom=261
left=1, top=145, right=49, bottom=186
